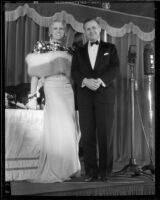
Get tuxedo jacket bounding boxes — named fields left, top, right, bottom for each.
left=71, top=40, right=120, bottom=106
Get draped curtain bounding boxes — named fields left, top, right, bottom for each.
left=106, top=34, right=155, bottom=163
left=5, top=3, right=155, bottom=165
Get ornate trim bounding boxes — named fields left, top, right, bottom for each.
left=5, top=3, right=155, bottom=41
left=97, top=17, right=155, bottom=41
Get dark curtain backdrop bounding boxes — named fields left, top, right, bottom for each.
left=106, top=34, right=155, bottom=164
left=5, top=15, right=155, bottom=165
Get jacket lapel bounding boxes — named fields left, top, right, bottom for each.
left=82, top=41, right=105, bottom=71
left=82, top=42, right=93, bottom=70
left=94, top=41, right=104, bottom=70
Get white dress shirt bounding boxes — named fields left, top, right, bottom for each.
left=88, top=40, right=99, bottom=69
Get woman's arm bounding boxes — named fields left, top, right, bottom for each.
left=30, top=76, right=39, bottom=96
left=26, top=76, right=38, bottom=109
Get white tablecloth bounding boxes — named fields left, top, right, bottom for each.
left=5, top=109, right=44, bottom=181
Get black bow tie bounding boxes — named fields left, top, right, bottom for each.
left=90, top=41, right=99, bottom=46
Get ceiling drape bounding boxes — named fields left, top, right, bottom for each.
left=5, top=3, right=155, bottom=41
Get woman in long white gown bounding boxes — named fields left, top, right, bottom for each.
left=25, top=20, right=81, bottom=183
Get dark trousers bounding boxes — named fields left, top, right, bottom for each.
left=79, top=102, right=115, bottom=176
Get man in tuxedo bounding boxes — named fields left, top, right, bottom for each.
left=71, top=18, right=119, bottom=181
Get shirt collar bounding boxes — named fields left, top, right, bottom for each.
left=88, top=38, right=100, bottom=46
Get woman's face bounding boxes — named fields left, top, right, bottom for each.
left=50, top=22, right=65, bottom=41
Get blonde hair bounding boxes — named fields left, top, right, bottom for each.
left=48, top=19, right=67, bottom=38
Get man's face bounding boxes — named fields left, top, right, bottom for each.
left=84, top=20, right=101, bottom=42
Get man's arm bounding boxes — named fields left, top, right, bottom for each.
left=71, top=50, right=85, bottom=87
left=98, top=44, right=120, bottom=87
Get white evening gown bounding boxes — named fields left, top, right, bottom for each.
left=31, top=75, right=81, bottom=183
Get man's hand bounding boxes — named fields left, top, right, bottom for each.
left=83, top=78, right=101, bottom=91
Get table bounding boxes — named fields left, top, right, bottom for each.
left=5, top=109, right=43, bottom=181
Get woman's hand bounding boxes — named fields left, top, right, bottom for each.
left=26, top=95, right=37, bottom=110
